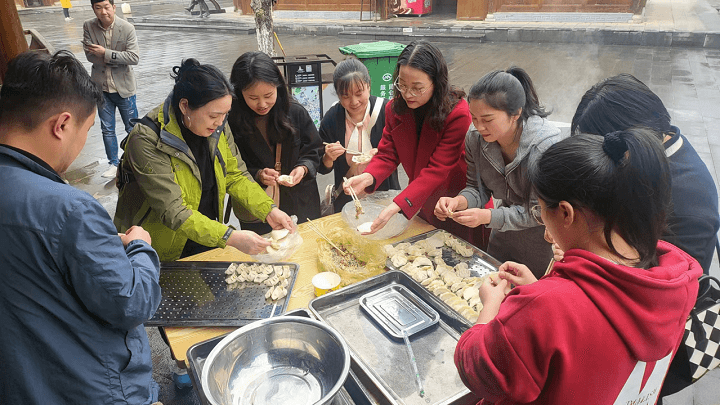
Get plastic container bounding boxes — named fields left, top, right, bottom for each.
left=338, top=41, right=407, bottom=99
left=312, top=272, right=342, bottom=296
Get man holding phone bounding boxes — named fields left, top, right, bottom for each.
left=83, top=0, right=139, bottom=178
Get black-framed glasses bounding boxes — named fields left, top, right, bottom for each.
left=530, top=204, right=544, bottom=225
left=393, top=77, right=430, bottom=98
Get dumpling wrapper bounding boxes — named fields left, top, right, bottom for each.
left=357, top=222, right=373, bottom=234
left=277, top=174, right=294, bottom=185
left=271, top=228, right=290, bottom=241
left=351, top=154, right=372, bottom=164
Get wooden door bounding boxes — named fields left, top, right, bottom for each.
left=457, top=0, right=489, bottom=20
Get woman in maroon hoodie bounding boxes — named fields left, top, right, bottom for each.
left=454, top=127, right=701, bottom=405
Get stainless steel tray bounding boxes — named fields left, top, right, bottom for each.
left=186, top=309, right=376, bottom=405
left=359, top=285, right=439, bottom=339
left=386, top=229, right=502, bottom=277
left=146, top=261, right=298, bottom=327
left=309, top=271, right=479, bottom=405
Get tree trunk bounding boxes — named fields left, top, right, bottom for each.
left=250, top=0, right=274, bottom=56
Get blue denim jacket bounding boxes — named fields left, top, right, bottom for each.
left=0, top=146, right=162, bottom=404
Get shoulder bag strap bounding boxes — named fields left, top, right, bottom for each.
left=269, top=143, right=282, bottom=207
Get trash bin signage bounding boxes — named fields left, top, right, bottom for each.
left=273, top=55, right=336, bottom=128
left=287, top=63, right=321, bottom=85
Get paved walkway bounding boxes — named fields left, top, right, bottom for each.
left=15, top=2, right=720, bottom=404
left=21, top=0, right=720, bottom=47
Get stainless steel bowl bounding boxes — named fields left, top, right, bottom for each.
left=201, top=316, right=351, bottom=405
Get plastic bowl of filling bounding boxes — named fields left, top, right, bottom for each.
left=341, top=200, right=410, bottom=240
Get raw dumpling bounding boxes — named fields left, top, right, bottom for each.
left=426, top=248, right=443, bottom=257
left=463, top=286, right=480, bottom=301
left=391, top=253, right=408, bottom=267
left=225, top=263, right=238, bottom=275
left=439, top=292, right=456, bottom=302
left=421, top=276, right=438, bottom=286
left=425, top=233, right=446, bottom=249
left=383, top=244, right=397, bottom=256
left=432, top=286, right=451, bottom=296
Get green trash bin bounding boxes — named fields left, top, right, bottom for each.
left=338, top=41, right=407, bottom=100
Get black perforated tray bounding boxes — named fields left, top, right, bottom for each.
left=145, top=261, right=299, bottom=327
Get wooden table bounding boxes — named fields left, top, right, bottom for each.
left=165, top=213, right=434, bottom=366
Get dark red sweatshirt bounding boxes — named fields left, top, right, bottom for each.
left=454, top=241, right=701, bottom=405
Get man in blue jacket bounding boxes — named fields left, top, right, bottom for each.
left=0, top=51, right=163, bottom=404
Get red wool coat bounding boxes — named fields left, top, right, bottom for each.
left=364, top=99, right=472, bottom=230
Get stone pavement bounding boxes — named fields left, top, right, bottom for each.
left=15, top=2, right=720, bottom=404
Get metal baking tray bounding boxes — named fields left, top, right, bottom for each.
left=145, top=261, right=298, bottom=327
left=309, top=271, right=480, bottom=405
left=359, top=285, right=439, bottom=339
left=386, top=229, right=502, bottom=277
left=186, top=309, right=376, bottom=405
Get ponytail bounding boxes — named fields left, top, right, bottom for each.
left=170, top=58, right=233, bottom=119
left=530, top=127, right=671, bottom=269
left=468, top=66, right=548, bottom=123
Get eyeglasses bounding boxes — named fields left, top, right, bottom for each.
left=530, top=204, right=544, bottom=225
left=393, top=77, right=431, bottom=98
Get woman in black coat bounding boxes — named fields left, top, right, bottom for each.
left=228, top=51, right=322, bottom=234
left=319, top=58, right=400, bottom=213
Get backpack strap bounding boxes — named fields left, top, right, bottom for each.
left=117, top=115, right=159, bottom=190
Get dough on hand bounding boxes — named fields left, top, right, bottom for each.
left=277, top=174, right=294, bottom=185
left=357, top=222, right=373, bottom=233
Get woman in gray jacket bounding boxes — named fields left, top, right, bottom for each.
left=435, top=67, right=565, bottom=278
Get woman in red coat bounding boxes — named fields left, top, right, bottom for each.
left=344, top=40, right=474, bottom=239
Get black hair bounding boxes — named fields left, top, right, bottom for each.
left=0, top=50, right=102, bottom=131
left=170, top=58, right=233, bottom=122
left=333, top=58, right=371, bottom=98
left=392, top=40, right=466, bottom=132
left=468, top=66, right=548, bottom=123
left=530, top=127, right=671, bottom=269
left=91, top=0, right=113, bottom=6
left=571, top=73, right=671, bottom=140
left=229, top=51, right=295, bottom=144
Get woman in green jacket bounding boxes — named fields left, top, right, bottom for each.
left=114, top=59, right=294, bottom=261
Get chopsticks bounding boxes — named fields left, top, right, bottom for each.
left=343, top=177, right=362, bottom=205
left=322, top=142, right=362, bottom=155
left=343, top=177, right=364, bottom=216
left=402, top=329, right=425, bottom=397
left=305, top=218, right=347, bottom=256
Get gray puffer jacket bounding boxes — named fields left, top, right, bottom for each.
left=459, top=116, right=566, bottom=232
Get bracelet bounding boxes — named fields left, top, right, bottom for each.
left=222, top=227, right=234, bottom=242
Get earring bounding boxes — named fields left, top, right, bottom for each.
left=186, top=116, right=191, bottom=125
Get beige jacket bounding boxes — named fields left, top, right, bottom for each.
left=83, top=16, right=139, bottom=98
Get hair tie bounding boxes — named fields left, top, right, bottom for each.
left=603, top=131, right=628, bottom=163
